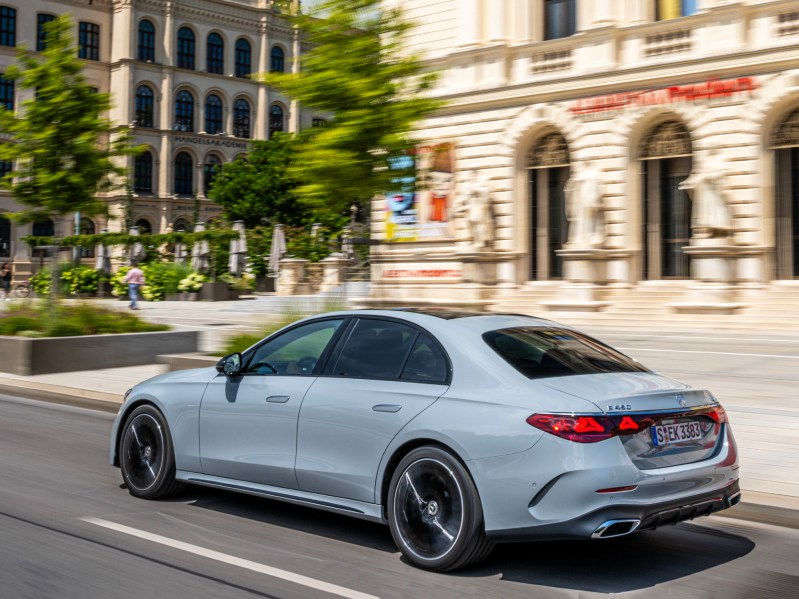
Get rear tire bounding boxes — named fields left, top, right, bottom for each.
left=119, top=405, right=184, bottom=499
left=388, top=446, right=493, bottom=571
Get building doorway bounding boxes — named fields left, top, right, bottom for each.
left=527, top=132, right=570, bottom=280
left=640, top=120, right=693, bottom=279
left=773, top=107, right=799, bottom=279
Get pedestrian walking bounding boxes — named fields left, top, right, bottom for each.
left=122, top=261, right=146, bottom=310
left=0, top=262, right=12, bottom=300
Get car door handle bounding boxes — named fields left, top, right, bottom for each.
left=372, top=404, right=402, bottom=413
left=266, top=395, right=290, bottom=403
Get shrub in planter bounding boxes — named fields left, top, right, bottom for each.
left=60, top=265, right=101, bottom=296
left=178, top=272, right=206, bottom=293
left=29, top=269, right=52, bottom=296
left=110, top=266, right=131, bottom=298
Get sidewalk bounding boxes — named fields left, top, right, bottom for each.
left=1, top=295, right=798, bottom=530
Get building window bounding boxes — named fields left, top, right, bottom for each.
left=312, top=118, right=327, bottom=128
left=138, top=19, right=155, bottom=62
left=235, top=38, right=252, bottom=78
left=204, top=154, right=222, bottom=195
left=656, top=0, right=699, bottom=21
left=174, top=152, right=193, bottom=195
left=269, top=104, right=284, bottom=138
left=0, top=7, right=15, bottom=47
left=135, top=85, right=154, bottom=128
left=173, top=218, right=190, bottom=232
left=37, top=13, right=55, bottom=51
left=177, top=27, right=195, bottom=70
left=0, top=214, right=9, bottom=256
left=0, top=159, right=12, bottom=179
left=270, top=46, right=285, bottom=73
left=32, top=218, right=54, bottom=237
left=78, top=22, right=100, bottom=61
left=80, top=217, right=96, bottom=257
left=134, top=151, right=153, bottom=193
left=206, top=32, right=224, bottom=74
left=174, top=90, right=194, bottom=132
left=204, top=94, right=223, bottom=134
left=135, top=218, right=153, bottom=235
left=544, top=0, right=576, bottom=41
left=233, top=99, right=251, bottom=138
left=0, top=75, right=13, bottom=111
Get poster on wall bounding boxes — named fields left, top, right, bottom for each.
left=385, top=143, right=455, bottom=242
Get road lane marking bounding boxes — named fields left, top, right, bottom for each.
left=616, top=348, right=799, bottom=359
left=81, top=517, right=379, bottom=599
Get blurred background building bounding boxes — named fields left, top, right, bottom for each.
left=0, top=0, right=320, bottom=279
left=372, top=0, right=799, bottom=319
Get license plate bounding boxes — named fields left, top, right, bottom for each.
left=651, top=421, right=704, bottom=447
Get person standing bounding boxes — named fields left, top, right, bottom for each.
left=122, top=261, right=145, bottom=310
left=0, top=262, right=11, bottom=300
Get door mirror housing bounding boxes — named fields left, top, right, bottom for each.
left=216, top=352, right=242, bottom=375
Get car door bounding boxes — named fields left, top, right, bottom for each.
left=295, top=317, right=450, bottom=503
left=199, top=317, right=346, bottom=489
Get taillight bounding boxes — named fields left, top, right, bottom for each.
left=527, top=406, right=724, bottom=443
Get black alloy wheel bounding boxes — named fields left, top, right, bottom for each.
left=119, top=405, right=184, bottom=499
left=388, top=446, right=493, bottom=571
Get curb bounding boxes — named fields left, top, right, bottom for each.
left=2, top=377, right=798, bottom=531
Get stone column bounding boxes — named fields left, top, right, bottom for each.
left=256, top=17, right=270, bottom=140
left=319, top=254, right=349, bottom=293
left=458, top=0, right=482, bottom=46
left=289, top=25, right=301, bottom=134
left=277, top=258, right=307, bottom=296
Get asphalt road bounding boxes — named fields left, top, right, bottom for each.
left=2, top=392, right=799, bottom=599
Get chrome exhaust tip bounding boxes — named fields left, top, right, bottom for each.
left=727, top=491, right=741, bottom=508
left=591, top=519, right=641, bottom=539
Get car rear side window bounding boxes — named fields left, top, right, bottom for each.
left=333, top=319, right=416, bottom=380
left=400, top=333, right=448, bottom=384
left=483, top=327, right=648, bottom=379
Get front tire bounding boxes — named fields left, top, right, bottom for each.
left=119, top=405, right=184, bottom=499
left=387, top=446, right=493, bottom=571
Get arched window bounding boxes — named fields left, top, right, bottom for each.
left=233, top=99, right=251, bottom=138
left=177, top=27, right=195, bottom=70
left=235, top=38, right=252, bottom=78
left=32, top=218, right=54, bottom=237
left=204, top=94, right=223, bottom=134
left=173, top=218, right=190, bottom=232
left=544, top=0, right=576, bottom=40
left=174, top=152, right=194, bottom=195
left=0, top=214, right=10, bottom=257
left=204, top=154, right=222, bottom=195
left=138, top=19, right=155, bottom=62
left=655, top=0, right=699, bottom=21
left=134, top=150, right=153, bottom=193
left=80, top=217, right=96, bottom=258
left=174, top=90, right=194, bottom=132
left=135, top=218, right=153, bottom=235
left=270, top=46, right=285, bottom=73
left=772, top=107, right=799, bottom=279
left=206, top=32, right=224, bottom=74
left=135, top=85, right=154, bottom=128
left=269, top=104, right=284, bottom=138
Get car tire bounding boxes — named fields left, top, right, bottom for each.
left=388, top=446, right=493, bottom=572
left=119, top=405, right=185, bottom=499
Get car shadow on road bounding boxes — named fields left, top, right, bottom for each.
left=185, top=486, right=397, bottom=554
left=459, top=523, right=755, bottom=593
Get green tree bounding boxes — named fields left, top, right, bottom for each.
left=0, top=15, right=136, bottom=224
left=208, top=134, right=305, bottom=228
left=263, top=0, right=442, bottom=219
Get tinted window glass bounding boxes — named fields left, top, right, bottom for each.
left=245, top=319, right=344, bottom=375
left=483, top=327, right=648, bottom=379
left=334, top=319, right=417, bottom=379
left=400, top=333, right=447, bottom=384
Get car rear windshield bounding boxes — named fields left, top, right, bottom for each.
left=483, top=327, right=649, bottom=379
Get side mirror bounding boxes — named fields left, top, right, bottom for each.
left=216, top=352, right=242, bottom=375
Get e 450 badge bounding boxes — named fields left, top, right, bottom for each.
left=607, top=404, right=632, bottom=412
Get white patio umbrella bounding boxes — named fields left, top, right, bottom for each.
left=190, top=222, right=210, bottom=272
left=129, top=226, right=143, bottom=263
left=228, top=220, right=247, bottom=276
left=174, top=240, right=187, bottom=265
left=268, top=224, right=286, bottom=276
left=94, top=240, right=110, bottom=273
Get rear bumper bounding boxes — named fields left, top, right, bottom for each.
left=486, top=479, right=740, bottom=541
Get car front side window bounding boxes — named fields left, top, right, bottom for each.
left=244, top=319, right=344, bottom=375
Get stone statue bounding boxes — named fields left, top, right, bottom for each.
left=453, top=170, right=494, bottom=250
left=563, top=160, right=605, bottom=248
left=678, top=149, right=732, bottom=240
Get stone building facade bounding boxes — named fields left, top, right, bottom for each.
left=0, top=0, right=316, bottom=280
left=371, top=0, right=799, bottom=312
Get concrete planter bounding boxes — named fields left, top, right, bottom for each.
left=0, top=330, right=199, bottom=376
left=199, top=281, right=239, bottom=301
left=164, top=292, right=199, bottom=301
left=158, top=352, right=220, bottom=372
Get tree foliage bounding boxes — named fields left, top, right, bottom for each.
left=263, top=0, right=443, bottom=218
left=0, top=15, right=137, bottom=224
left=208, top=134, right=305, bottom=228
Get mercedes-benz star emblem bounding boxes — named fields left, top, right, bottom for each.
left=676, top=394, right=686, bottom=407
